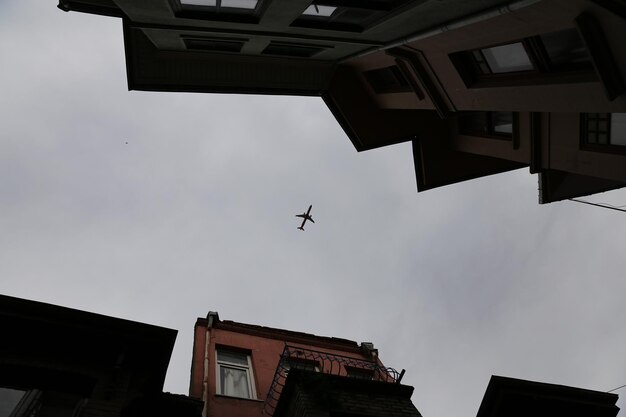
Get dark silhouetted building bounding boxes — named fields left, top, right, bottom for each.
left=477, top=375, right=619, bottom=417
left=57, top=0, right=626, bottom=204
left=0, top=295, right=202, bottom=417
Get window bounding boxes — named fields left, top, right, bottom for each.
left=183, top=36, right=246, bottom=53
left=475, top=43, right=534, bottom=74
left=363, top=66, right=412, bottom=94
left=283, top=358, right=320, bottom=375
left=0, top=388, right=41, bottom=417
left=171, top=0, right=263, bottom=23
left=345, top=366, right=374, bottom=380
left=1, top=388, right=26, bottom=417
left=216, top=349, right=256, bottom=399
left=451, top=28, right=595, bottom=87
left=540, top=28, right=591, bottom=69
left=287, top=358, right=319, bottom=372
left=458, top=112, right=515, bottom=139
left=292, top=0, right=411, bottom=32
left=582, top=113, right=626, bottom=149
left=262, top=41, right=329, bottom=58
left=302, top=4, right=336, bottom=16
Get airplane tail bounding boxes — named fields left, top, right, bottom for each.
left=297, top=226, right=304, bottom=231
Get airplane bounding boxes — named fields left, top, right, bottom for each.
left=296, top=205, right=314, bottom=231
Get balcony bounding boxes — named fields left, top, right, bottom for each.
left=264, top=344, right=404, bottom=416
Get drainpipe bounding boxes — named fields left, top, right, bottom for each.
left=341, top=0, right=543, bottom=62
left=202, top=312, right=220, bottom=417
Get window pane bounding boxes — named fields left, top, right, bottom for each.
left=181, top=0, right=217, bottom=5
left=184, top=37, right=245, bottom=53
left=540, top=28, right=590, bottom=67
left=458, top=112, right=488, bottom=136
left=286, top=360, right=317, bottom=372
left=262, top=42, right=326, bottom=57
left=346, top=368, right=374, bottom=380
left=492, top=112, right=513, bottom=135
left=363, top=66, right=410, bottom=94
left=481, top=43, right=534, bottom=73
left=221, top=0, right=257, bottom=9
left=611, top=114, right=626, bottom=146
left=331, top=8, right=378, bottom=26
left=302, top=5, right=337, bottom=16
left=220, top=367, right=250, bottom=398
left=0, top=388, right=26, bottom=417
left=459, top=112, right=513, bottom=138
left=217, top=350, right=249, bottom=366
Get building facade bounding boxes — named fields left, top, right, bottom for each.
left=189, top=311, right=419, bottom=417
left=0, top=294, right=202, bottom=417
left=57, top=0, right=626, bottom=204
left=0, top=296, right=620, bottom=417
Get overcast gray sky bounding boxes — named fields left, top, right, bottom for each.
left=2, top=2, right=626, bottom=417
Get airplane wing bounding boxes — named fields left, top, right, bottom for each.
left=295, top=206, right=314, bottom=230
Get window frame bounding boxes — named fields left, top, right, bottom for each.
left=457, top=111, right=517, bottom=141
left=472, top=41, right=537, bottom=75
left=291, top=0, right=412, bottom=32
left=283, top=358, right=320, bottom=374
left=215, top=348, right=257, bottom=399
left=261, top=41, right=330, bottom=58
left=363, top=65, right=413, bottom=94
left=450, top=29, right=597, bottom=88
left=344, top=366, right=375, bottom=380
left=182, top=36, right=248, bottom=53
left=580, top=113, right=626, bottom=154
left=169, top=0, right=266, bottom=23
left=0, top=388, right=42, bottom=417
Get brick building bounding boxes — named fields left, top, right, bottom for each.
left=189, top=311, right=420, bottom=417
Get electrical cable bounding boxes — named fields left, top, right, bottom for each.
left=568, top=198, right=626, bottom=213
left=607, top=383, right=626, bottom=393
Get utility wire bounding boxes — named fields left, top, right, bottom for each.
left=568, top=198, right=626, bottom=213
left=585, top=201, right=626, bottom=209
left=607, top=383, right=626, bottom=393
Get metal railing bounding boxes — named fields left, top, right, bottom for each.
left=263, top=344, right=404, bottom=416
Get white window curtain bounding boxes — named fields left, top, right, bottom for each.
left=220, top=366, right=250, bottom=398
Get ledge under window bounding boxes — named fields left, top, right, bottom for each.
left=215, top=394, right=264, bottom=402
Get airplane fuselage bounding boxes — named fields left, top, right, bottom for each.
left=295, top=205, right=314, bottom=230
